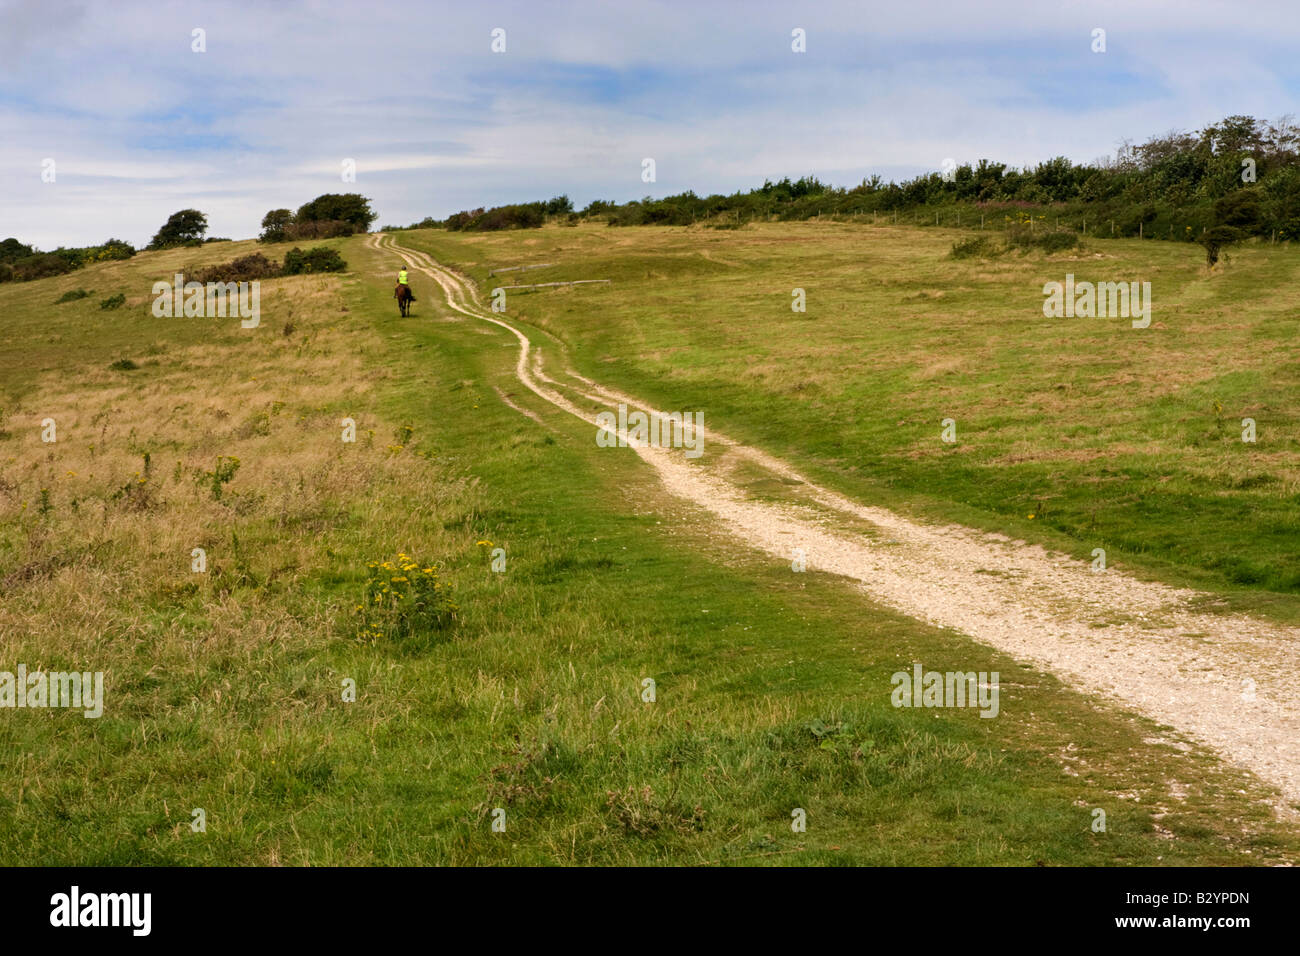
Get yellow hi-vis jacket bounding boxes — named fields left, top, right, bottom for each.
left=398, top=270, right=409, bottom=284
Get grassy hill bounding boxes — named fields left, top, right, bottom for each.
left=403, top=221, right=1300, bottom=616
left=1, top=227, right=1296, bottom=864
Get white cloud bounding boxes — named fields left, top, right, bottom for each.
left=1, top=0, right=1297, bottom=247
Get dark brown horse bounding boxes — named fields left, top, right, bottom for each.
left=394, top=282, right=414, bottom=317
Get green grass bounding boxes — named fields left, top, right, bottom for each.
left=398, top=222, right=1300, bottom=620
left=0, top=230, right=1296, bottom=865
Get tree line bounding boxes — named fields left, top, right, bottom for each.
left=1, top=194, right=377, bottom=284
left=398, top=114, right=1299, bottom=249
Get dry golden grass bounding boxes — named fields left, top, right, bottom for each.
left=0, top=263, right=476, bottom=672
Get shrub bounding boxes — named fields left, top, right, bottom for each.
left=0, top=238, right=35, bottom=263
left=89, top=239, right=135, bottom=262
left=1036, top=230, right=1080, bottom=252
left=444, top=202, right=547, bottom=231
left=11, top=253, right=76, bottom=281
left=192, top=253, right=282, bottom=284
left=55, top=289, right=93, bottom=304
left=1006, top=225, right=1079, bottom=252
left=282, top=247, right=347, bottom=275
left=1199, top=225, right=1242, bottom=267
left=99, top=293, right=126, bottom=310
left=109, top=358, right=139, bottom=371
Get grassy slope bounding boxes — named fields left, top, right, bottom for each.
left=0, top=234, right=1295, bottom=865
left=400, top=222, right=1300, bottom=623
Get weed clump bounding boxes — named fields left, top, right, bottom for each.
left=949, top=235, right=1000, bottom=259
left=355, top=553, right=457, bottom=643
left=1006, top=224, right=1079, bottom=252
left=282, top=246, right=347, bottom=275
left=949, top=227, right=1080, bottom=260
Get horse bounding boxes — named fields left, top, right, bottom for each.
left=394, top=282, right=414, bottom=317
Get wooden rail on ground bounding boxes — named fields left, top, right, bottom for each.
left=493, top=280, right=612, bottom=291
left=488, top=263, right=555, bottom=277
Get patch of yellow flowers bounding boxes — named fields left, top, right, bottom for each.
left=355, top=552, right=456, bottom=644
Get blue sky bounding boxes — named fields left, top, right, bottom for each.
left=2, top=0, right=1298, bottom=248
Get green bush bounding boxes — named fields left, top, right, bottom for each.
left=294, top=194, right=376, bottom=230
left=0, top=238, right=35, bottom=263
left=1006, top=225, right=1080, bottom=252
left=99, top=293, right=126, bottom=310
left=192, top=253, right=282, bottom=284
left=1036, top=230, right=1080, bottom=252
left=11, top=253, right=76, bottom=281
left=55, top=289, right=93, bottom=304
left=282, top=247, right=347, bottom=275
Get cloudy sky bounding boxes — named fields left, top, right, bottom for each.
left=2, top=0, right=1298, bottom=248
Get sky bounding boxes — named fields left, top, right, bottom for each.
left=2, top=0, right=1299, bottom=249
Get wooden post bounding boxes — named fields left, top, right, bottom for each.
left=1111, top=220, right=1114, bottom=236
left=980, top=213, right=984, bottom=229
left=1139, top=222, right=1143, bottom=239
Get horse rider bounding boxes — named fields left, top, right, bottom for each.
left=395, top=266, right=415, bottom=301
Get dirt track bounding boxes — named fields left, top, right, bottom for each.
left=369, top=232, right=1300, bottom=809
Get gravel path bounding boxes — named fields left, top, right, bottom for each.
left=373, top=233, right=1300, bottom=808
